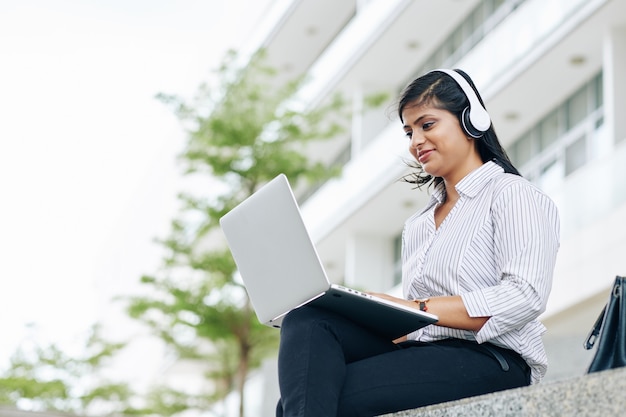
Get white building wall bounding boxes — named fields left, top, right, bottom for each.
left=539, top=25, right=626, bottom=379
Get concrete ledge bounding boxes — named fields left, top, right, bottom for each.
left=381, top=367, right=626, bottom=417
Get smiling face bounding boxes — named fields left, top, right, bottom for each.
left=402, top=103, right=483, bottom=186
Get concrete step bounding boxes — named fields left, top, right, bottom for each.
left=381, top=367, right=626, bottom=417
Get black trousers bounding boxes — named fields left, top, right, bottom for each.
left=276, top=305, right=530, bottom=417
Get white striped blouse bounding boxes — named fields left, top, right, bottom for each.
left=402, top=161, right=560, bottom=384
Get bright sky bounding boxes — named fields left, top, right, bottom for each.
left=0, top=0, right=272, bottom=368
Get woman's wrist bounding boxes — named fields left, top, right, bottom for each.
left=414, top=298, right=430, bottom=312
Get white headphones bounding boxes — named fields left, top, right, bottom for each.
left=430, top=69, right=491, bottom=138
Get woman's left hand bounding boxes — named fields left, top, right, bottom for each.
left=368, top=292, right=490, bottom=332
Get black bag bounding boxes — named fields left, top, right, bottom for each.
left=583, top=275, right=626, bottom=373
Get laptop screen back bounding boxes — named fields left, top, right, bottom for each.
left=219, top=174, right=331, bottom=324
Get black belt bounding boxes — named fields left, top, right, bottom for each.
left=483, top=344, right=510, bottom=372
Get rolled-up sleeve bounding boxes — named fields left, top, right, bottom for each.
left=461, top=183, right=560, bottom=343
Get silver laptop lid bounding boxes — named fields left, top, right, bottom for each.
left=219, top=174, right=331, bottom=325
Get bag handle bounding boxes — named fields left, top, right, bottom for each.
left=583, top=276, right=623, bottom=350
left=583, top=305, right=606, bottom=350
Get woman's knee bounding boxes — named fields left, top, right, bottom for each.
left=281, top=305, right=322, bottom=330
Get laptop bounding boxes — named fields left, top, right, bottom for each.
left=219, top=174, right=438, bottom=339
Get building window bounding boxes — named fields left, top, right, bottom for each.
left=565, top=135, right=587, bottom=175
left=566, top=85, right=588, bottom=130
left=417, top=0, right=527, bottom=76
left=508, top=72, right=604, bottom=186
left=539, top=109, right=560, bottom=151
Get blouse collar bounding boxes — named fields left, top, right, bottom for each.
left=432, top=161, right=504, bottom=203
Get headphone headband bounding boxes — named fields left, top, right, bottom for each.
left=430, top=69, right=491, bottom=137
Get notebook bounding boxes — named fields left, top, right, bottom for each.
left=219, top=174, right=438, bottom=339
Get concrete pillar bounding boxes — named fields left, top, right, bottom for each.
left=344, top=233, right=393, bottom=292
left=603, top=25, right=626, bottom=144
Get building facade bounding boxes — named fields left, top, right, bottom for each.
left=232, top=0, right=626, bottom=414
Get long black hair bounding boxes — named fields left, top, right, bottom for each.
left=397, top=69, right=520, bottom=189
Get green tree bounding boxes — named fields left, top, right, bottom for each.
left=126, top=49, right=348, bottom=417
left=0, top=324, right=132, bottom=415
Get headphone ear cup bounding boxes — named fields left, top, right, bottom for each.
left=461, top=106, right=484, bottom=139
left=430, top=69, right=491, bottom=138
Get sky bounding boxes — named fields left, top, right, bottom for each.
left=0, top=0, right=272, bottom=369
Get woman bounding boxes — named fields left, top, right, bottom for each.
left=275, top=69, right=560, bottom=417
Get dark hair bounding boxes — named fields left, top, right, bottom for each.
left=397, top=69, right=520, bottom=188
